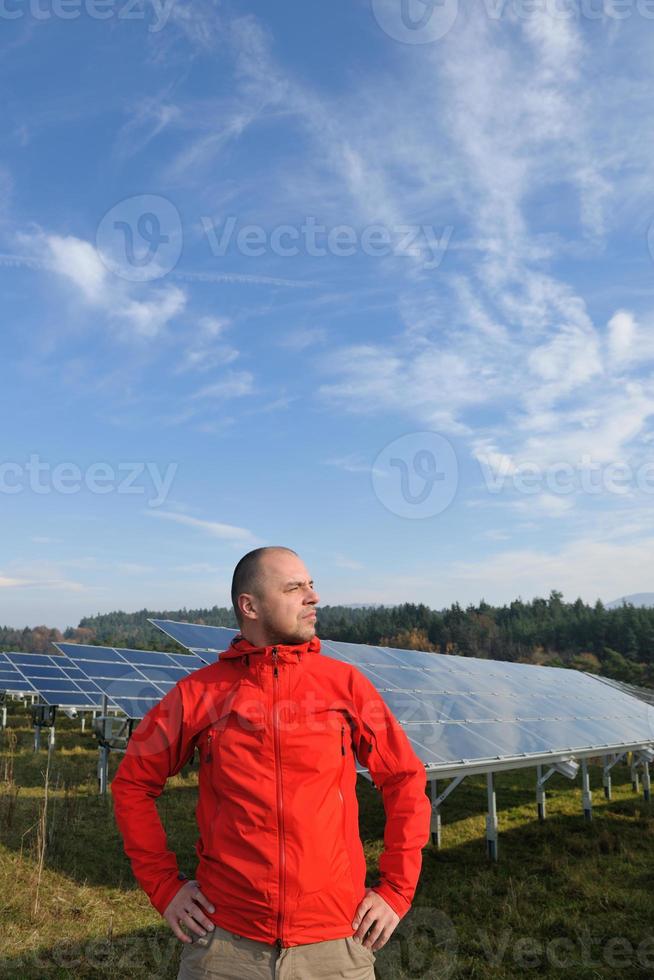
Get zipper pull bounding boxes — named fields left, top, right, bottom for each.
left=341, top=724, right=346, bottom=755
left=272, top=646, right=278, bottom=678
left=205, top=733, right=213, bottom=763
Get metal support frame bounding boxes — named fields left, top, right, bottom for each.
left=93, top=699, right=134, bottom=796
left=31, top=703, right=57, bottom=752
left=602, top=752, right=626, bottom=800
left=429, top=774, right=466, bottom=848
left=631, top=750, right=654, bottom=802
left=581, top=759, right=592, bottom=820
left=486, top=772, right=498, bottom=861
left=536, top=765, right=547, bottom=821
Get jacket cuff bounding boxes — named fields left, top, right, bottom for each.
left=371, top=882, right=411, bottom=920
left=151, top=874, right=188, bottom=916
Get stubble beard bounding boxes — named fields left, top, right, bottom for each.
left=260, top=607, right=316, bottom=646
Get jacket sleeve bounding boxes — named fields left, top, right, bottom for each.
left=349, top=668, right=431, bottom=919
left=110, top=683, right=198, bottom=916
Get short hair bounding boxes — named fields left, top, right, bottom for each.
left=231, top=546, right=298, bottom=626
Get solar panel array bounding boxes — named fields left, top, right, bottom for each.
left=150, top=620, right=654, bottom=775
left=53, top=643, right=208, bottom=719
left=2, top=651, right=105, bottom=709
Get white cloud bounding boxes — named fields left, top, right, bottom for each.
left=177, top=316, right=240, bottom=373
left=448, top=533, right=654, bottom=607
left=114, top=286, right=187, bottom=339
left=0, top=576, right=29, bottom=588
left=192, top=371, right=254, bottom=400
left=277, top=327, right=327, bottom=351
left=145, top=509, right=259, bottom=543
left=46, top=234, right=109, bottom=304
left=332, top=554, right=364, bottom=571
left=18, top=230, right=187, bottom=340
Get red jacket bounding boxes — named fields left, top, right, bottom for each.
left=111, top=634, right=431, bottom=947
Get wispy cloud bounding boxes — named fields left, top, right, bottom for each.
left=145, top=509, right=259, bottom=543
left=17, top=230, right=187, bottom=340
left=277, top=327, right=327, bottom=351
left=176, top=315, right=240, bottom=373
left=192, top=371, right=254, bottom=400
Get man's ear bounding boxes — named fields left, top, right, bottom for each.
left=238, top=593, right=258, bottom=621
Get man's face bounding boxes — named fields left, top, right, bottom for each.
left=247, top=551, right=320, bottom=645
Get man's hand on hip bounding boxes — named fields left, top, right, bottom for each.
left=351, top=888, right=400, bottom=952
left=163, top=880, right=216, bottom=943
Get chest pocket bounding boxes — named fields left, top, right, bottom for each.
left=201, top=691, right=268, bottom=771
left=283, top=705, right=351, bottom=778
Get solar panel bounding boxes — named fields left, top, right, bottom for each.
left=149, top=619, right=236, bottom=657
left=149, top=620, right=654, bottom=776
left=590, top=674, right=654, bottom=707
left=0, top=653, right=37, bottom=696
left=319, top=639, right=654, bottom=773
left=5, top=651, right=105, bottom=709
left=53, top=643, right=207, bottom=719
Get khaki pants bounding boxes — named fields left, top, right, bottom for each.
left=177, top=924, right=376, bottom=979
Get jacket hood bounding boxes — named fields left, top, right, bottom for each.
left=219, top=633, right=321, bottom=663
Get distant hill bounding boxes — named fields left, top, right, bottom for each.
left=607, top=593, right=654, bottom=609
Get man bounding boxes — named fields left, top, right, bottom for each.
left=111, top=547, right=432, bottom=979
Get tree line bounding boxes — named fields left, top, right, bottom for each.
left=1, top=591, right=653, bottom=687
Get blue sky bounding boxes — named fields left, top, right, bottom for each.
left=2, top=0, right=654, bottom=629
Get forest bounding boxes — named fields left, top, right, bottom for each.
left=1, top=591, right=653, bottom=687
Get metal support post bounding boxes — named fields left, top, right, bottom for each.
left=48, top=725, right=56, bottom=751
left=1, top=705, right=6, bottom=729
left=631, top=758, right=640, bottom=793
left=536, top=765, right=546, bottom=822
left=98, top=744, right=110, bottom=796
left=581, top=759, right=592, bottom=820
left=34, top=724, right=41, bottom=752
left=430, top=779, right=441, bottom=848
left=486, top=772, right=498, bottom=861
left=603, top=756, right=612, bottom=800
left=643, top=763, right=651, bottom=803
left=81, top=715, right=86, bottom=733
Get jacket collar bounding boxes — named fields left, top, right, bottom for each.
left=219, top=633, right=321, bottom=664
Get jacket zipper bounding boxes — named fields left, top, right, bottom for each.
left=272, top=646, right=286, bottom=947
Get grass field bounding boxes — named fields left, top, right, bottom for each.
left=1, top=702, right=653, bottom=979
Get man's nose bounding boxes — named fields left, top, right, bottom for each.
left=306, top=587, right=319, bottom=604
